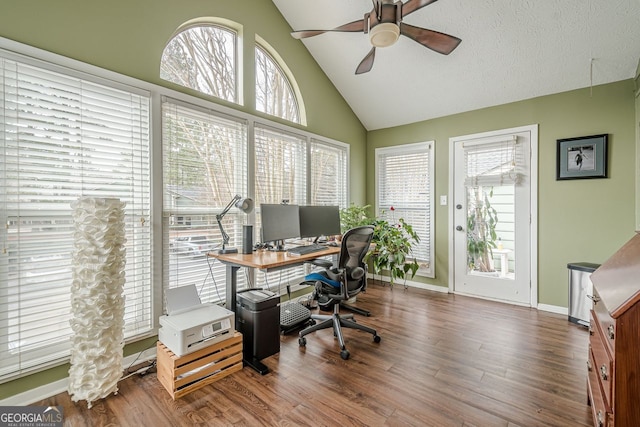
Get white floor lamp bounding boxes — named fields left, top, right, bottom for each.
left=68, top=197, right=126, bottom=408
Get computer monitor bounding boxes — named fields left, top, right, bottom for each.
left=299, top=205, right=341, bottom=242
left=260, top=204, right=300, bottom=250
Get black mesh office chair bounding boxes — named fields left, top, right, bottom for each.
left=298, top=226, right=381, bottom=360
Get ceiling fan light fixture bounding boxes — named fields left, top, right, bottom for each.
left=369, top=22, right=400, bottom=47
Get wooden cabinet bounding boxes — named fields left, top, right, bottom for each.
left=587, top=233, right=640, bottom=427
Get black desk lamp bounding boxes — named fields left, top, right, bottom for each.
left=217, top=194, right=254, bottom=254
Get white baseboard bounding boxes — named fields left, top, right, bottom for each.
left=537, top=303, right=568, bottom=315
left=369, top=276, right=449, bottom=293
left=0, top=347, right=157, bottom=406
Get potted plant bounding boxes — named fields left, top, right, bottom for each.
left=339, top=203, right=374, bottom=233
left=339, top=204, right=420, bottom=286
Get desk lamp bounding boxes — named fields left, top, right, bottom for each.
left=217, top=194, right=254, bottom=254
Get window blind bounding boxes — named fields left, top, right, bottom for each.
left=162, top=99, right=248, bottom=306
left=0, top=55, right=152, bottom=381
left=253, top=124, right=307, bottom=289
left=310, top=139, right=348, bottom=207
left=376, top=142, right=433, bottom=274
left=464, top=136, right=522, bottom=186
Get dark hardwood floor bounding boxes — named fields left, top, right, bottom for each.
left=36, top=282, right=593, bottom=426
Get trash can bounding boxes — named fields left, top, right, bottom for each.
left=236, top=289, right=280, bottom=363
left=567, top=262, right=600, bottom=327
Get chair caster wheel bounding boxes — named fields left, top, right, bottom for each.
left=373, top=334, right=381, bottom=343
left=340, top=349, right=350, bottom=360
left=298, top=337, right=306, bottom=347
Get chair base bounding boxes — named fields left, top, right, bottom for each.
left=298, top=304, right=380, bottom=360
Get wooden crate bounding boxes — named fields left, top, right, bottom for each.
left=157, top=332, right=243, bottom=399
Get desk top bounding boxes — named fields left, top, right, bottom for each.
left=209, top=246, right=340, bottom=270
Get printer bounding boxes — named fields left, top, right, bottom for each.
left=158, top=285, right=235, bottom=357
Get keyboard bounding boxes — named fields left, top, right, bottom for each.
left=286, top=243, right=327, bottom=256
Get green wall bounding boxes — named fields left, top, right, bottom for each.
left=368, top=80, right=637, bottom=306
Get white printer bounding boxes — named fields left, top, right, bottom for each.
left=158, top=285, right=235, bottom=357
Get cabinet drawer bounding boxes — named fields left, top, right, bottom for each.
left=588, top=349, right=611, bottom=427
left=589, top=330, right=613, bottom=410
left=592, top=290, right=616, bottom=354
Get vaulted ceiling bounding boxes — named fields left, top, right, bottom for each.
left=272, top=0, right=640, bottom=130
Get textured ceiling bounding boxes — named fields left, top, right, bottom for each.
left=272, top=0, right=640, bottom=130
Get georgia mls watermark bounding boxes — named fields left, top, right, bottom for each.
left=0, top=406, right=63, bottom=427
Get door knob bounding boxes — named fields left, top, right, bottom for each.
left=456, top=225, right=463, bottom=231
left=456, top=204, right=462, bottom=210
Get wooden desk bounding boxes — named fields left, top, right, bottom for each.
left=210, top=246, right=341, bottom=313
left=209, top=246, right=340, bottom=374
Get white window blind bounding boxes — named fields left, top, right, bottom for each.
left=464, top=136, right=522, bottom=186
left=310, top=139, right=348, bottom=207
left=162, top=99, right=248, bottom=306
left=376, top=142, right=434, bottom=276
left=0, top=54, right=152, bottom=381
left=254, top=124, right=307, bottom=289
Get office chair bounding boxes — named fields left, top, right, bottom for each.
left=298, top=226, right=381, bottom=360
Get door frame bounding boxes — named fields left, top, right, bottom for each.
left=448, top=124, right=539, bottom=307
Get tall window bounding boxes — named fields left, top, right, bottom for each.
left=253, top=125, right=307, bottom=290
left=376, top=142, right=434, bottom=277
left=162, top=99, right=248, bottom=304
left=0, top=53, right=152, bottom=381
left=255, top=44, right=301, bottom=124
left=310, top=139, right=348, bottom=206
left=160, top=25, right=238, bottom=103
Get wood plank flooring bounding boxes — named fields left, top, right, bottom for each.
left=35, top=283, right=593, bottom=426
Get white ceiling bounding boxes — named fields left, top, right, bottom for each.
left=271, top=0, right=640, bottom=131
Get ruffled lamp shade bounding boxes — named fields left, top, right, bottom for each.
left=68, top=197, right=127, bottom=408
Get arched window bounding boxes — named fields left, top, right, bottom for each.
left=255, top=43, right=301, bottom=124
left=160, top=24, right=238, bottom=103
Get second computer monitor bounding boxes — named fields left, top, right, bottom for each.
left=299, top=205, right=341, bottom=241
left=260, top=204, right=300, bottom=246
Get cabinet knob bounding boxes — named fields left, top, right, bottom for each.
left=600, top=364, right=608, bottom=381
left=587, top=294, right=601, bottom=305
left=607, top=324, right=615, bottom=340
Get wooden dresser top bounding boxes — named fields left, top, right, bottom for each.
left=590, top=232, right=640, bottom=318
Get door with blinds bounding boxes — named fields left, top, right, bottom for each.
left=451, top=126, right=535, bottom=305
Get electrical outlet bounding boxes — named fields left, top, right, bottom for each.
left=440, top=195, right=447, bottom=206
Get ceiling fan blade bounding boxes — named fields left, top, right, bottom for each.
left=291, top=18, right=366, bottom=39
left=401, top=0, right=439, bottom=17
left=355, top=47, right=376, bottom=75
left=400, top=23, right=461, bottom=55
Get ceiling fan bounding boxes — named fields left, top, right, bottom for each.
left=291, top=0, right=462, bottom=74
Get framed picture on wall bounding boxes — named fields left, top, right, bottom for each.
left=556, top=134, right=608, bottom=180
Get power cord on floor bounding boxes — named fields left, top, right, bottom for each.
left=120, top=341, right=158, bottom=382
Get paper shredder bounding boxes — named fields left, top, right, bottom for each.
left=236, top=289, right=280, bottom=364
left=567, top=262, right=600, bottom=327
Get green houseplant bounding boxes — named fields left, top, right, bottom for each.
left=339, top=204, right=420, bottom=286
left=339, top=203, right=374, bottom=232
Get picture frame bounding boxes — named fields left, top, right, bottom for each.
left=556, top=134, right=608, bottom=180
